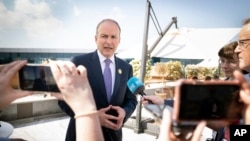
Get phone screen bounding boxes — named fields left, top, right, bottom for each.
left=19, top=64, right=59, bottom=92
left=178, top=83, right=241, bottom=121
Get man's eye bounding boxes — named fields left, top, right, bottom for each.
left=111, top=36, right=117, bottom=39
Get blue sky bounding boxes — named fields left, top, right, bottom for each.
left=0, top=0, right=249, bottom=50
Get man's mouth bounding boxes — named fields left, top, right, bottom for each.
left=104, top=47, right=112, bottom=49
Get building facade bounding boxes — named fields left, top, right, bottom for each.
left=0, top=48, right=92, bottom=64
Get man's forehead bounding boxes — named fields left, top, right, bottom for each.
left=246, top=23, right=250, bottom=32
left=239, top=24, right=250, bottom=38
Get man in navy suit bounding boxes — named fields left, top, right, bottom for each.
left=58, top=18, right=138, bottom=141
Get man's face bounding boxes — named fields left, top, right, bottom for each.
left=235, top=24, right=250, bottom=72
left=95, top=21, right=120, bottom=58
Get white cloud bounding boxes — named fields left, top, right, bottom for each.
left=73, top=5, right=80, bottom=17
left=0, top=2, right=22, bottom=29
left=0, top=0, right=63, bottom=39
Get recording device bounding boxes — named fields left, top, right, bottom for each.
left=127, top=77, right=146, bottom=96
left=127, top=77, right=153, bottom=104
left=18, top=64, right=59, bottom=92
left=173, top=79, right=242, bottom=125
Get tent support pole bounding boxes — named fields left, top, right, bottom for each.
left=133, top=0, right=151, bottom=134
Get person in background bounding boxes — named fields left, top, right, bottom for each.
left=191, top=76, right=198, bottom=80
left=234, top=17, right=250, bottom=124
left=204, top=76, right=212, bottom=81
left=142, top=41, right=241, bottom=141
left=213, top=75, right=220, bottom=80
left=210, top=41, right=239, bottom=141
left=157, top=69, right=250, bottom=141
left=32, top=69, right=48, bottom=91
left=218, top=41, right=239, bottom=80
left=142, top=41, right=239, bottom=106
left=58, top=18, right=138, bottom=141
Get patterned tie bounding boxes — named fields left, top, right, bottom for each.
left=104, top=59, right=112, bottom=102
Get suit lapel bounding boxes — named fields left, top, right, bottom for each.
left=89, top=53, right=123, bottom=103
left=112, top=57, right=121, bottom=100
left=89, top=52, right=107, bottom=96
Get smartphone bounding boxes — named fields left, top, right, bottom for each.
left=173, top=79, right=242, bottom=124
left=18, top=64, right=59, bottom=92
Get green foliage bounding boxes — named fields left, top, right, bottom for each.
left=129, top=59, right=152, bottom=81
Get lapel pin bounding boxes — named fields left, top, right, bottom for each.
left=118, top=69, right=122, bottom=74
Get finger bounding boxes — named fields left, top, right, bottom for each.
left=13, top=89, right=32, bottom=99
left=107, top=115, right=119, bottom=120
left=5, top=60, right=27, bottom=81
left=141, top=101, right=148, bottom=105
left=142, top=97, right=150, bottom=103
left=191, top=121, right=206, bottom=141
left=158, top=108, right=172, bottom=140
left=100, top=105, right=112, bottom=112
left=110, top=105, right=120, bottom=110
left=163, top=108, right=172, bottom=134
left=107, top=123, right=119, bottom=130
left=234, top=70, right=250, bottom=104
left=77, top=65, right=87, bottom=77
left=239, top=90, right=250, bottom=104
left=51, top=92, right=64, bottom=100
left=50, top=61, right=62, bottom=83
left=1, top=61, right=19, bottom=73
left=56, top=61, right=71, bottom=75
left=65, top=61, right=77, bottom=75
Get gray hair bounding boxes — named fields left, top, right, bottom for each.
left=96, top=18, right=121, bottom=35
left=242, top=17, right=250, bottom=31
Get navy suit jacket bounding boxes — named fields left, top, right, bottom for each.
left=58, top=51, right=138, bottom=141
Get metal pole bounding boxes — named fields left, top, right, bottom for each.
left=148, top=17, right=177, bottom=54
left=134, top=0, right=151, bottom=134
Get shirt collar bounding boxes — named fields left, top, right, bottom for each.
left=97, top=50, right=115, bottom=64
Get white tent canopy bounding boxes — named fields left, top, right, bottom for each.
left=149, top=30, right=207, bottom=59
left=117, top=27, right=240, bottom=60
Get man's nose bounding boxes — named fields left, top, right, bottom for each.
left=234, top=45, right=241, bottom=53
left=105, top=37, right=113, bottom=44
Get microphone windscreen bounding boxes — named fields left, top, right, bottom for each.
left=127, top=77, right=145, bottom=94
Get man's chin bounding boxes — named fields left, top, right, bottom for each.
left=239, top=63, right=247, bottom=70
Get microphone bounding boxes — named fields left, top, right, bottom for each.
left=127, top=77, right=153, bottom=104
left=127, top=77, right=146, bottom=96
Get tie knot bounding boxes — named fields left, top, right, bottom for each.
left=105, top=59, right=111, bottom=66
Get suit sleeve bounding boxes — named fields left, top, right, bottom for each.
left=58, top=100, right=75, bottom=117
left=122, top=65, right=138, bottom=123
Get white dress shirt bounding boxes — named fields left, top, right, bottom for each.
left=97, top=50, right=115, bottom=95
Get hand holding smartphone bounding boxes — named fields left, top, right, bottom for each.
left=173, top=79, right=242, bottom=125
left=143, top=79, right=242, bottom=139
